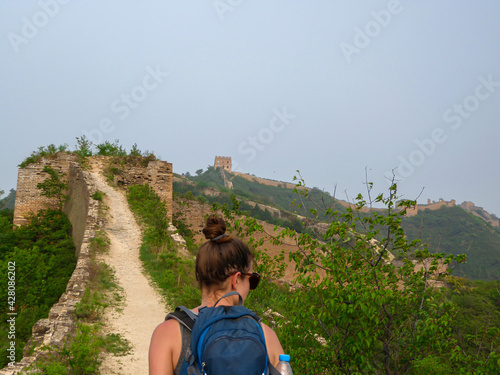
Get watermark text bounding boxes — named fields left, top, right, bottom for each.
left=82, top=65, right=169, bottom=144
left=386, top=75, right=500, bottom=182
left=6, top=261, right=16, bottom=367
left=7, top=0, right=72, bottom=54
left=340, top=0, right=403, bottom=63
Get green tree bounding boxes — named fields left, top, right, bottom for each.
left=223, top=179, right=470, bottom=374
left=37, top=166, right=69, bottom=210
left=74, top=135, right=93, bottom=158
left=95, top=139, right=127, bottom=156
left=129, top=143, right=142, bottom=157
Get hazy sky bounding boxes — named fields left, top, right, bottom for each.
left=1, top=1, right=499, bottom=216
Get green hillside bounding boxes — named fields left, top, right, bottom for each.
left=402, top=206, right=500, bottom=281
left=0, top=189, right=15, bottom=211
left=175, top=167, right=349, bottom=234
left=180, top=167, right=346, bottom=216
left=181, top=167, right=500, bottom=281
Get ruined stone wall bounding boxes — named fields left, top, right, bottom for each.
left=1, top=165, right=100, bottom=375
left=3, top=154, right=174, bottom=373
left=64, top=163, right=93, bottom=256
left=107, top=158, right=173, bottom=221
left=232, top=171, right=305, bottom=190
left=214, top=156, right=232, bottom=172
left=405, top=199, right=456, bottom=217
left=13, top=153, right=77, bottom=226
left=460, top=201, right=500, bottom=227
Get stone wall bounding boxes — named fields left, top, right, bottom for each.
left=3, top=153, right=174, bottom=373
left=232, top=171, right=305, bottom=190
left=13, top=153, right=77, bottom=226
left=89, top=156, right=173, bottom=221
left=404, top=199, right=456, bottom=217
left=1, top=164, right=100, bottom=374
left=214, top=156, right=232, bottom=172
left=460, top=201, right=500, bottom=227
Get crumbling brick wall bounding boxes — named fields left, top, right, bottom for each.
left=13, top=153, right=77, bottom=227
left=101, top=157, right=173, bottom=221
left=13, top=154, right=173, bottom=225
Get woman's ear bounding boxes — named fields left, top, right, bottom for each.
left=230, top=272, right=241, bottom=290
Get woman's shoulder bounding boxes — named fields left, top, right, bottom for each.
left=153, top=318, right=180, bottom=335
left=149, top=319, right=182, bottom=375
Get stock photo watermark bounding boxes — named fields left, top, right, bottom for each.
left=82, top=65, right=169, bottom=144
left=213, top=0, right=243, bottom=22
left=386, top=74, right=500, bottom=182
left=340, top=0, right=403, bottom=64
left=232, top=106, right=296, bottom=172
left=7, top=0, right=72, bottom=54
left=6, top=261, right=16, bottom=367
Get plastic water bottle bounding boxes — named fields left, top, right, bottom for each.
left=275, top=354, right=293, bottom=375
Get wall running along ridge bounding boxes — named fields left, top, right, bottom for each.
left=2, top=153, right=174, bottom=373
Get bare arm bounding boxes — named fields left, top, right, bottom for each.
left=149, top=320, right=181, bottom=375
left=262, top=323, right=285, bottom=367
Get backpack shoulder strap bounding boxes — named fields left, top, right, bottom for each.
left=165, top=306, right=197, bottom=331
left=268, top=363, right=281, bottom=375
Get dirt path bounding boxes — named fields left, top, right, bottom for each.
left=91, top=172, right=168, bottom=374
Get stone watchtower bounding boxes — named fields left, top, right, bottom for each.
left=214, top=156, right=232, bottom=172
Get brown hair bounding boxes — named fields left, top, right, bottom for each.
left=196, top=215, right=254, bottom=288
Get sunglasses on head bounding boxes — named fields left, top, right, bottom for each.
left=227, top=271, right=261, bottom=290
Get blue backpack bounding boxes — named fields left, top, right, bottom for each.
left=167, top=291, right=279, bottom=375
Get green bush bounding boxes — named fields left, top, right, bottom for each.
left=19, top=144, right=68, bottom=168
left=95, top=140, right=127, bottom=157
left=0, top=209, right=76, bottom=368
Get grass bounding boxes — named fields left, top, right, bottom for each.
left=127, top=184, right=201, bottom=308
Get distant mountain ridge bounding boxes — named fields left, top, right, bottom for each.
left=178, top=167, right=500, bottom=281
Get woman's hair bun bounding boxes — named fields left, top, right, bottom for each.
left=203, top=215, right=226, bottom=240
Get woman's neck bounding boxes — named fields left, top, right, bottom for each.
left=199, top=289, right=234, bottom=309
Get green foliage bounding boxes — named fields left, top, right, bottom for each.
left=95, top=139, right=127, bottom=157
left=129, top=143, right=142, bottom=157
left=127, top=184, right=200, bottom=307
left=172, top=212, right=198, bottom=254
left=91, top=190, right=104, bottom=201
left=0, top=189, right=16, bottom=211
left=402, top=206, right=500, bottom=280
left=37, top=166, right=69, bottom=210
left=19, top=144, right=69, bottom=168
left=30, top=323, right=130, bottom=375
left=217, top=180, right=493, bottom=374
left=128, top=184, right=171, bottom=252
left=0, top=209, right=76, bottom=368
left=74, top=135, right=93, bottom=158
left=29, top=219, right=129, bottom=374
left=445, top=278, right=500, bottom=372
left=74, top=261, right=119, bottom=323
left=140, top=248, right=200, bottom=308
left=18, top=143, right=65, bottom=168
